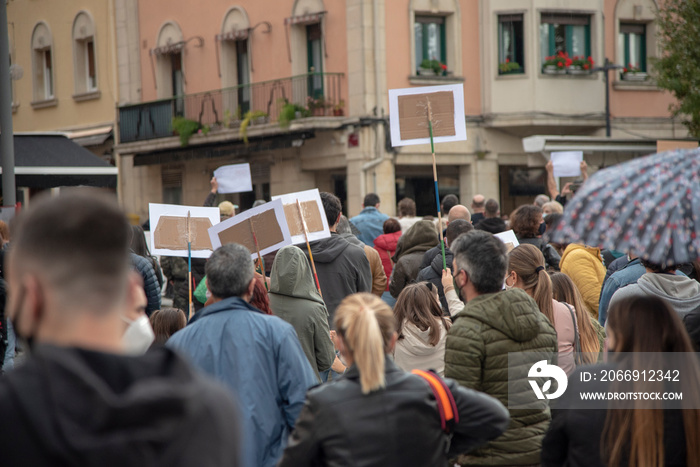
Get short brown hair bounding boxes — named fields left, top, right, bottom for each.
left=383, top=218, right=401, bottom=234
left=397, top=198, right=416, bottom=217
left=509, top=205, right=543, bottom=239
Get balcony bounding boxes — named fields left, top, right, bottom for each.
left=118, top=72, right=345, bottom=144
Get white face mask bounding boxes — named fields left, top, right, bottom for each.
left=122, top=315, right=155, bottom=355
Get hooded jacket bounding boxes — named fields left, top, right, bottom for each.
left=475, top=216, right=507, bottom=234
left=389, top=221, right=439, bottom=298
left=305, top=233, right=372, bottom=327
left=609, top=272, right=700, bottom=319
left=0, top=345, right=242, bottom=467
left=269, top=246, right=336, bottom=382
left=374, top=231, right=402, bottom=291
left=340, top=233, right=387, bottom=296
left=559, top=244, right=605, bottom=317
left=416, top=247, right=455, bottom=313
left=445, top=288, right=558, bottom=466
left=394, top=320, right=449, bottom=375
left=167, top=296, right=318, bottom=467
left=278, top=357, right=510, bottom=467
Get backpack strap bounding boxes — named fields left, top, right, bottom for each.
left=411, top=369, right=459, bottom=433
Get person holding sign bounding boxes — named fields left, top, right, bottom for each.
left=545, top=160, right=589, bottom=207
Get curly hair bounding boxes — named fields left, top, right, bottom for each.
left=510, top=205, right=543, bottom=239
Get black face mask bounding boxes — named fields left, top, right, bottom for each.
left=539, top=222, right=546, bottom=236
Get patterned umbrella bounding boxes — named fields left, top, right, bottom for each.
left=550, top=148, right=700, bottom=268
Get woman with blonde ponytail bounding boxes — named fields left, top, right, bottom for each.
left=278, top=293, right=510, bottom=467
left=507, top=244, right=577, bottom=375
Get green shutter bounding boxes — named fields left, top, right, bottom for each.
left=440, top=22, right=446, bottom=63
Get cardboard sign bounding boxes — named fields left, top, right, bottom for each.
left=213, top=163, right=253, bottom=194
left=388, top=84, right=467, bottom=147
left=149, top=204, right=220, bottom=258
left=551, top=151, right=583, bottom=178
left=272, top=189, right=331, bottom=244
left=208, top=198, right=292, bottom=260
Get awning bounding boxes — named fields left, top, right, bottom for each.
left=522, top=135, right=658, bottom=154
left=6, top=133, right=118, bottom=188
left=66, top=125, right=113, bottom=147
left=216, top=29, right=250, bottom=41
left=284, top=12, right=326, bottom=25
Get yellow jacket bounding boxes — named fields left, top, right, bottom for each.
left=560, top=244, right=605, bottom=318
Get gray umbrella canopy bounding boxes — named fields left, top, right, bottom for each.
left=550, top=148, right=700, bottom=268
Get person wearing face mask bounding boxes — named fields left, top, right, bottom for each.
left=444, top=230, right=558, bottom=467
left=0, top=191, right=243, bottom=466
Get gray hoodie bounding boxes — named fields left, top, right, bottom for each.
left=609, top=272, right=700, bottom=318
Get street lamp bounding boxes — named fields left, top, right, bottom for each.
left=591, top=59, right=625, bottom=137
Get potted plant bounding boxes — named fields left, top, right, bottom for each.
left=418, top=59, right=435, bottom=76
left=171, top=116, right=201, bottom=147
left=333, top=100, right=345, bottom=117
left=569, top=56, right=595, bottom=74
left=239, top=110, right=269, bottom=144
left=542, top=51, right=572, bottom=74
left=278, top=99, right=310, bottom=128
left=307, top=96, right=329, bottom=117
left=499, top=58, right=522, bottom=75
left=621, top=63, right=648, bottom=81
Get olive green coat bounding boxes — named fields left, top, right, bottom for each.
left=445, top=288, right=558, bottom=466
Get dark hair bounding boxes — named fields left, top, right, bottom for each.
left=321, top=192, right=342, bottom=227
left=130, top=224, right=160, bottom=277
left=441, top=194, right=459, bottom=214
left=452, top=230, right=507, bottom=294
left=446, top=219, right=473, bottom=245
left=485, top=199, right=499, bottom=215
left=603, top=296, right=700, bottom=466
left=250, top=277, right=272, bottom=315
left=397, top=197, right=416, bottom=217
left=640, top=258, right=676, bottom=273
left=150, top=307, right=187, bottom=345
left=544, top=212, right=563, bottom=231
left=205, top=243, right=254, bottom=298
left=10, top=189, right=130, bottom=311
left=394, top=283, right=450, bottom=346
left=510, top=205, right=543, bottom=239
left=363, top=193, right=380, bottom=207
left=383, top=218, right=401, bottom=234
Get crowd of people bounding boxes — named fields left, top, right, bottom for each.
left=0, top=176, right=699, bottom=466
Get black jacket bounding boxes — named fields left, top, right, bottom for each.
left=278, top=358, right=510, bottom=467
left=517, top=237, right=561, bottom=271
left=305, top=233, right=372, bottom=328
left=542, top=365, right=687, bottom=467
left=131, top=252, right=161, bottom=315
left=0, top=344, right=242, bottom=467
left=475, top=217, right=507, bottom=234
left=416, top=247, right=454, bottom=314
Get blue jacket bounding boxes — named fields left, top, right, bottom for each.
left=130, top=253, right=161, bottom=316
left=350, top=207, right=389, bottom=247
left=167, top=297, right=317, bottom=467
left=598, top=258, right=644, bottom=325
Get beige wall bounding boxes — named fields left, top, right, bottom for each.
left=9, top=0, right=118, bottom=132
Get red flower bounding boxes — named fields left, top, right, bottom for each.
left=623, top=67, right=628, bottom=73
left=441, top=63, right=447, bottom=70
left=557, top=62, right=563, bottom=67
left=565, top=58, right=573, bottom=66
left=505, top=58, right=510, bottom=63
left=583, top=63, right=589, bottom=70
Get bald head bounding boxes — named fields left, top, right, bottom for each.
left=448, top=205, right=471, bottom=223
left=471, top=194, right=485, bottom=213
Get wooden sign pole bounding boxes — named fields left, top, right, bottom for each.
left=248, top=218, right=268, bottom=291
left=297, top=199, right=323, bottom=298
left=426, top=99, right=447, bottom=271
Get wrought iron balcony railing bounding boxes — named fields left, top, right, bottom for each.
left=118, top=72, right=344, bottom=144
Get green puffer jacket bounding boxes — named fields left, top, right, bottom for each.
left=445, top=288, right=558, bottom=466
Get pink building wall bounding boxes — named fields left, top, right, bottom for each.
left=138, top=0, right=348, bottom=104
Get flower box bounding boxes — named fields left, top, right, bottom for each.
left=543, top=65, right=566, bottom=75
left=418, top=68, right=435, bottom=76
left=568, top=66, right=590, bottom=75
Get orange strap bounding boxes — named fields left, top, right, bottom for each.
left=412, top=369, right=458, bottom=432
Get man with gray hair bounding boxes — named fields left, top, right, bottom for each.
left=534, top=194, right=550, bottom=208
left=168, top=243, right=317, bottom=467
left=445, top=230, right=557, bottom=466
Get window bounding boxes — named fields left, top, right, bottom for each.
left=307, top=23, right=323, bottom=98
left=540, top=14, right=591, bottom=64
left=72, top=12, right=98, bottom=97
left=619, top=23, right=646, bottom=72
left=31, top=22, right=55, bottom=104
left=161, top=168, right=182, bottom=205
left=219, top=7, right=251, bottom=115
left=498, top=14, right=524, bottom=74
left=415, top=16, right=446, bottom=71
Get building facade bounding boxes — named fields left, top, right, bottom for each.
left=115, top=0, right=689, bottom=222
